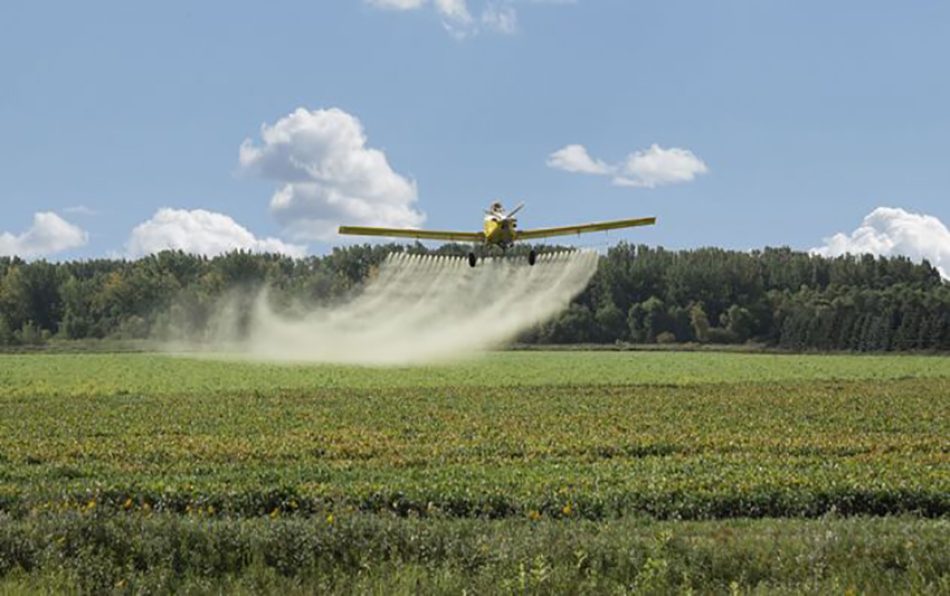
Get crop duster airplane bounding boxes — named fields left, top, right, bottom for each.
left=339, top=202, right=656, bottom=267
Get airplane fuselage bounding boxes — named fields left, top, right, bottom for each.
left=483, top=215, right=517, bottom=248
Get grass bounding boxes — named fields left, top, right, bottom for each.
left=0, top=350, right=948, bottom=592
left=1, top=514, right=947, bottom=594
left=1, top=350, right=949, bottom=395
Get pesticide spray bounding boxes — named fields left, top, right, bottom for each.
left=189, top=250, right=598, bottom=365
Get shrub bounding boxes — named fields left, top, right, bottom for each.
left=706, top=327, right=739, bottom=344
left=14, top=321, right=45, bottom=346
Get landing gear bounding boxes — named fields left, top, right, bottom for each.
left=528, top=250, right=537, bottom=266
left=468, top=252, right=477, bottom=268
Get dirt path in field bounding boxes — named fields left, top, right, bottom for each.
left=195, top=250, right=598, bottom=365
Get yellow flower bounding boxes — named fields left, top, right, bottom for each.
left=326, top=513, right=335, bottom=524
left=562, top=503, right=573, bottom=517
left=528, top=509, right=541, bottom=521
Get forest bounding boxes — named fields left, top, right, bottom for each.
left=0, top=243, right=947, bottom=351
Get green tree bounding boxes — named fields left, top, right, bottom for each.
left=627, top=303, right=645, bottom=343
left=595, top=301, right=627, bottom=342
left=640, top=297, right=669, bottom=343
left=724, top=305, right=755, bottom=342
left=544, top=304, right=595, bottom=344
left=689, top=303, right=711, bottom=343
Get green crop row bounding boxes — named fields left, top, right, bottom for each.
left=2, top=483, right=946, bottom=522
left=1, top=355, right=946, bottom=521
left=1, top=350, right=948, bottom=592
left=1, top=513, right=948, bottom=594
left=2, top=351, right=950, bottom=397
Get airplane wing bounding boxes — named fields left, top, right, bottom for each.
left=515, top=216, right=656, bottom=241
left=338, top=225, right=485, bottom=243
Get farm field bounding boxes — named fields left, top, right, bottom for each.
left=1, top=351, right=948, bottom=593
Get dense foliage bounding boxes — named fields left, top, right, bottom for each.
left=0, top=243, right=947, bottom=350
left=2, top=515, right=947, bottom=594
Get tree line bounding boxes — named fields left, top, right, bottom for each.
left=0, top=243, right=947, bottom=351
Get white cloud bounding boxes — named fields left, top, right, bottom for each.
left=366, top=0, right=530, bottom=37
left=547, top=143, right=708, bottom=188
left=125, top=208, right=306, bottom=258
left=433, top=0, right=476, bottom=38
left=240, top=107, right=424, bottom=242
left=0, top=212, right=88, bottom=258
left=481, top=4, right=517, bottom=33
left=546, top=144, right=611, bottom=175
left=63, top=205, right=97, bottom=216
left=613, top=144, right=709, bottom=188
left=367, top=0, right=426, bottom=9
left=812, top=207, right=950, bottom=279
left=436, top=0, right=474, bottom=24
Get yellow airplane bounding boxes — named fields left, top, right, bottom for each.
left=339, top=201, right=656, bottom=267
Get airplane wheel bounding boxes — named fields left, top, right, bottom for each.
left=528, top=250, right=537, bottom=266
left=468, top=252, right=477, bottom=268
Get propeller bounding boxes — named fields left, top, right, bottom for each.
left=506, top=202, right=525, bottom=218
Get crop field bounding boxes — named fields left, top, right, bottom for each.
left=1, top=351, right=948, bottom=593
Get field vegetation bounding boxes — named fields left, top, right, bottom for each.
left=1, top=351, right=948, bottom=592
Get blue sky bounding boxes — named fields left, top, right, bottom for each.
left=1, top=1, right=948, bottom=271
